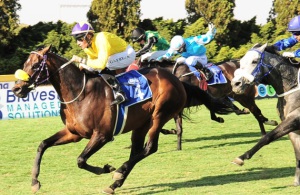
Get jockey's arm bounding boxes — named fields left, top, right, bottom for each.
left=85, top=37, right=109, bottom=71
left=136, top=36, right=158, bottom=56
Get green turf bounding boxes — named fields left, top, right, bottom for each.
left=1, top=98, right=299, bottom=194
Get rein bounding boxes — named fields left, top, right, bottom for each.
left=30, top=51, right=87, bottom=104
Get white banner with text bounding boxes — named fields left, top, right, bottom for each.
left=0, top=81, right=60, bottom=120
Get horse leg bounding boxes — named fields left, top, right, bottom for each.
left=232, top=117, right=299, bottom=174
left=77, top=131, right=115, bottom=175
left=160, top=112, right=183, bottom=150
left=160, top=116, right=177, bottom=135
left=288, top=131, right=300, bottom=186
left=210, top=111, right=225, bottom=123
left=103, top=117, right=165, bottom=194
left=235, top=96, right=278, bottom=136
left=175, top=112, right=183, bottom=150
left=31, top=127, right=82, bottom=193
left=222, top=96, right=249, bottom=115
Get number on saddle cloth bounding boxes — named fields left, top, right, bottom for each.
left=116, top=70, right=152, bottom=106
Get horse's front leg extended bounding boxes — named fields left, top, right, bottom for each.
left=77, top=131, right=115, bottom=175
left=103, top=123, right=158, bottom=194
left=32, top=128, right=82, bottom=193
left=232, top=117, right=299, bottom=166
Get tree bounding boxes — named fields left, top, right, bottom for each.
left=273, top=0, right=300, bottom=36
left=0, top=0, right=21, bottom=54
left=87, top=0, right=141, bottom=41
left=185, top=0, right=235, bottom=45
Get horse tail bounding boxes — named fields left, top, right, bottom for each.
left=181, top=82, right=234, bottom=115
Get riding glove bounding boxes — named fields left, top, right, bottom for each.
left=208, top=23, right=217, bottom=36
left=282, top=52, right=295, bottom=57
left=79, top=63, right=95, bottom=72
left=176, top=57, right=186, bottom=64
left=72, top=55, right=86, bottom=63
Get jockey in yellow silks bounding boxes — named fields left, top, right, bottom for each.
left=71, top=22, right=136, bottom=105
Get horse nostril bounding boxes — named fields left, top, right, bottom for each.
left=234, top=82, right=241, bottom=87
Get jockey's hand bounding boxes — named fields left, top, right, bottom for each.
left=135, top=51, right=141, bottom=57
left=282, top=52, right=295, bottom=58
left=71, top=55, right=83, bottom=63
left=208, top=23, right=217, bottom=35
left=176, top=57, right=186, bottom=64
left=79, top=63, right=95, bottom=72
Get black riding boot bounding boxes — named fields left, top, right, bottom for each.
left=194, top=62, right=213, bottom=80
left=106, top=76, right=127, bottom=105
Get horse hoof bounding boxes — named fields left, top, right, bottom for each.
left=31, top=181, right=41, bottom=193
left=264, top=120, right=278, bottom=126
left=112, top=171, right=124, bottom=180
left=218, top=117, right=225, bottom=123
left=231, top=157, right=244, bottom=166
left=102, top=187, right=115, bottom=194
left=242, top=108, right=250, bottom=114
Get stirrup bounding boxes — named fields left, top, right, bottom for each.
left=111, top=93, right=127, bottom=106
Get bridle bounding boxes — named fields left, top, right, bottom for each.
left=249, top=49, right=300, bottom=97
left=248, top=49, right=276, bottom=84
left=27, top=51, right=86, bottom=104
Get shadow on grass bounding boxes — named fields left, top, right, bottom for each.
left=181, top=132, right=289, bottom=149
left=122, top=166, right=294, bottom=195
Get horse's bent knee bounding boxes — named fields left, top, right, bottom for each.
left=77, top=157, right=86, bottom=168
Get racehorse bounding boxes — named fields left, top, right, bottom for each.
left=136, top=60, right=235, bottom=150
left=11, top=45, right=225, bottom=194
left=141, top=59, right=278, bottom=137
left=231, top=43, right=300, bottom=186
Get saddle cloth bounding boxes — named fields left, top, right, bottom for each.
left=188, top=63, right=227, bottom=85
left=113, top=70, right=152, bottom=135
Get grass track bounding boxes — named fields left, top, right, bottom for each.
left=1, top=98, right=299, bottom=194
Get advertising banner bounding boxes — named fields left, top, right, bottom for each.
left=0, top=81, right=61, bottom=120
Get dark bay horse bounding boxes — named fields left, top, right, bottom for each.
left=136, top=60, right=235, bottom=150
left=231, top=43, right=300, bottom=186
left=12, top=45, right=223, bottom=194
left=145, top=59, right=278, bottom=137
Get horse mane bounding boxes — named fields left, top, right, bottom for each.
left=253, top=43, right=300, bottom=67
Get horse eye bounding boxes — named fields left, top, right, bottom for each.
left=32, top=62, right=39, bottom=70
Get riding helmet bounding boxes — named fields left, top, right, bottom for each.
left=170, top=35, right=185, bottom=53
left=71, top=22, right=95, bottom=39
left=132, top=27, right=145, bottom=42
left=287, top=15, right=300, bottom=32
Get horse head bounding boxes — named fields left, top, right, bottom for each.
left=231, top=43, right=272, bottom=94
left=12, top=45, right=54, bottom=98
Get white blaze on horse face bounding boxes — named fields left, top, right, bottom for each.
left=238, top=50, right=260, bottom=82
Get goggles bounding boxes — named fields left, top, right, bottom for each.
left=292, top=32, right=300, bottom=36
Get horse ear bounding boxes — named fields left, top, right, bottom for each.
left=258, top=43, right=268, bottom=52
left=42, top=45, right=52, bottom=55
left=252, top=43, right=261, bottom=49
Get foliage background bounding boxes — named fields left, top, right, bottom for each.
left=0, top=0, right=299, bottom=74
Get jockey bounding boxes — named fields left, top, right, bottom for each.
left=156, top=23, right=217, bottom=80
left=273, top=15, right=300, bottom=58
left=131, top=27, right=170, bottom=62
left=71, top=22, right=136, bottom=105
